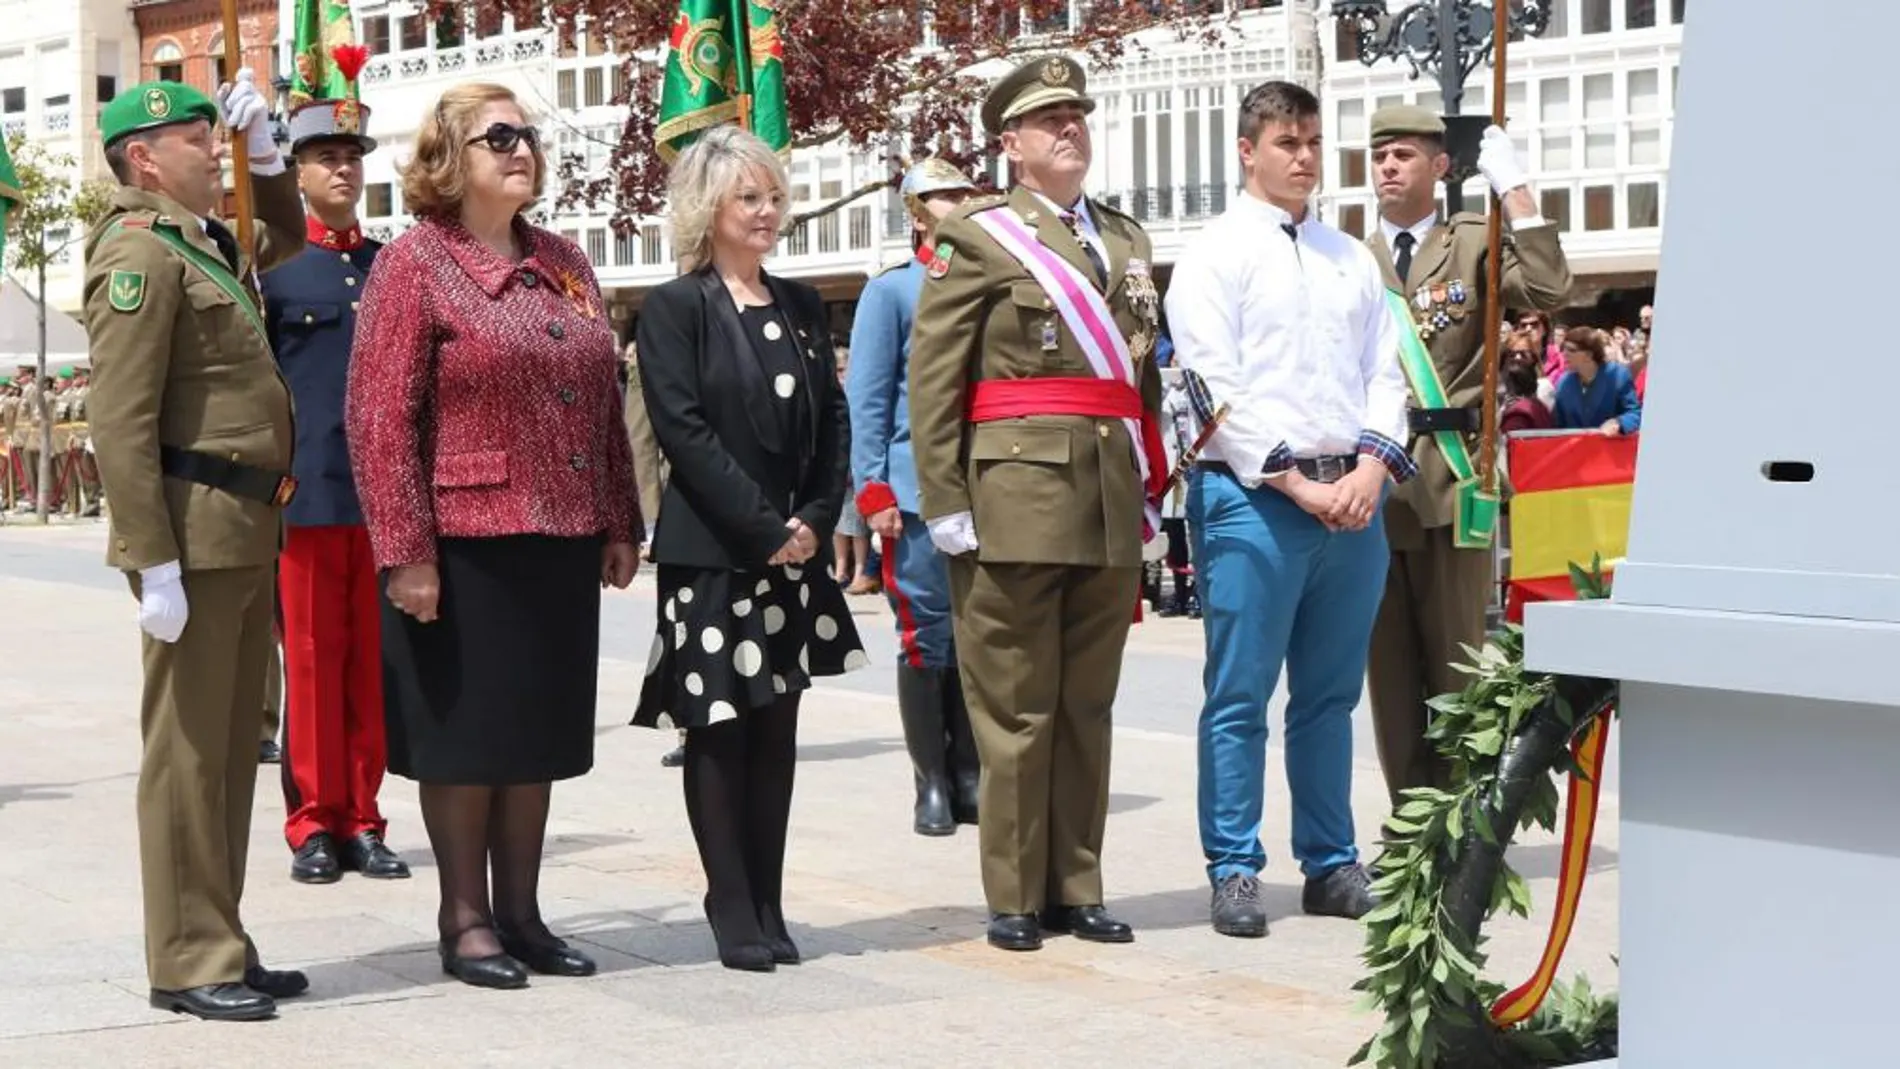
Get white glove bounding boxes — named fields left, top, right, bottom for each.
left=137, top=561, right=189, bottom=644
left=215, top=69, right=279, bottom=167
left=926, top=511, right=980, bottom=556
left=1476, top=124, right=1528, bottom=196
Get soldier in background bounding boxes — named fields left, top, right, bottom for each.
left=1361, top=106, right=1571, bottom=798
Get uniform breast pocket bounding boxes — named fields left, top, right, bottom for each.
left=1008, top=282, right=1081, bottom=370
left=184, top=276, right=238, bottom=311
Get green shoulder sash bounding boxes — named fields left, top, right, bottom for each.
left=1384, top=287, right=1498, bottom=550
left=100, top=218, right=268, bottom=345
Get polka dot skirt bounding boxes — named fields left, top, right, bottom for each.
left=632, top=562, right=869, bottom=729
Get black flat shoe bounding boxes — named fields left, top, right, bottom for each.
left=439, top=936, right=528, bottom=990
left=704, top=894, right=775, bottom=973
left=150, top=982, right=275, bottom=1021
left=290, top=833, right=340, bottom=884
left=987, top=913, right=1043, bottom=952
left=242, top=965, right=309, bottom=999
left=257, top=740, right=281, bottom=765
left=340, top=831, right=411, bottom=880
left=497, top=929, right=597, bottom=977
left=1039, top=904, right=1134, bottom=944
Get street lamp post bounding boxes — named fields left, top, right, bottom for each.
left=1330, top=1, right=1552, bottom=212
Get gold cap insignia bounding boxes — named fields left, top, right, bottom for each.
left=1041, top=59, right=1071, bottom=86
left=143, top=88, right=172, bottom=119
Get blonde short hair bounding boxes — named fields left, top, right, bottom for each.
left=400, top=82, right=547, bottom=219
left=666, top=125, right=790, bottom=270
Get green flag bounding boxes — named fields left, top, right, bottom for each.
left=289, top=0, right=367, bottom=109
left=0, top=136, right=18, bottom=265
left=655, top=0, right=790, bottom=161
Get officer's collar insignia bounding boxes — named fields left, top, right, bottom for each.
left=143, top=88, right=171, bottom=119
left=108, top=270, right=146, bottom=313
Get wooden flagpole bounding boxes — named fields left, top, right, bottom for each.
left=1478, top=1, right=1511, bottom=493
left=219, top=0, right=255, bottom=258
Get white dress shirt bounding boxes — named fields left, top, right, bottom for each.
left=1165, top=192, right=1410, bottom=486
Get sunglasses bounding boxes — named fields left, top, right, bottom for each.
left=466, top=122, right=540, bottom=154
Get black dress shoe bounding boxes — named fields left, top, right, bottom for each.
left=150, top=982, right=275, bottom=1021
left=242, top=965, right=309, bottom=999
left=987, top=913, right=1043, bottom=952
left=290, top=833, right=341, bottom=884
left=340, top=831, right=411, bottom=879
left=497, top=929, right=597, bottom=977
left=660, top=744, right=686, bottom=768
left=1302, top=862, right=1377, bottom=920
left=1039, top=904, right=1135, bottom=944
left=439, top=937, right=529, bottom=990
left=258, top=740, right=282, bottom=764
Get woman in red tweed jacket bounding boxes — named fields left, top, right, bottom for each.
left=345, top=82, right=639, bottom=991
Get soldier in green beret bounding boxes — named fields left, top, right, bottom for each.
left=82, top=71, right=308, bottom=1021
left=1362, top=104, right=1572, bottom=799
left=909, top=54, right=1163, bottom=952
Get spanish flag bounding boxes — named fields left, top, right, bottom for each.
left=1504, top=432, right=1639, bottom=622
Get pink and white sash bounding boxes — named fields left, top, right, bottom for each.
left=970, top=205, right=1160, bottom=537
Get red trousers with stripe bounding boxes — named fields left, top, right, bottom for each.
left=278, top=524, right=388, bottom=848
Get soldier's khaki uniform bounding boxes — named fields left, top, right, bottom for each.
left=1364, top=111, right=1572, bottom=797
left=910, top=179, right=1161, bottom=915
left=83, top=167, right=303, bottom=991
left=15, top=378, right=41, bottom=504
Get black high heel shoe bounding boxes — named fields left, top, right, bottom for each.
left=439, top=928, right=529, bottom=990
left=704, top=893, right=775, bottom=972
left=758, top=904, right=801, bottom=966
left=496, top=926, right=598, bottom=977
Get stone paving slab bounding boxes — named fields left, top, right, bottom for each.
left=0, top=521, right=1618, bottom=1065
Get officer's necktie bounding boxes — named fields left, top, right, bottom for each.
left=1060, top=211, right=1108, bottom=287
left=203, top=218, right=242, bottom=274
left=1393, top=230, right=1416, bottom=285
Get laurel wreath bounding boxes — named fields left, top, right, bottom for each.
left=1350, top=560, right=1620, bottom=1069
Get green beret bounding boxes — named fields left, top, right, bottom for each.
left=982, top=55, right=1095, bottom=137
left=101, top=82, right=220, bottom=149
left=1369, top=104, right=1446, bottom=146
left=56, top=367, right=74, bottom=380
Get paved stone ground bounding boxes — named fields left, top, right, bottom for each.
left=0, top=518, right=1618, bottom=1067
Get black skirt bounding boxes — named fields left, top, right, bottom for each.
left=382, top=534, right=603, bottom=784
left=632, top=562, right=867, bottom=729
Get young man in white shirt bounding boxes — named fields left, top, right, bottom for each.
left=1166, top=81, right=1416, bottom=939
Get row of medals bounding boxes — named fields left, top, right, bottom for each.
left=1036, top=259, right=1164, bottom=362
left=1412, top=279, right=1470, bottom=342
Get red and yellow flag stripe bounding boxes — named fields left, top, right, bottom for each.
left=1504, top=433, right=1639, bottom=621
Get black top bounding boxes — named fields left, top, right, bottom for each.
left=633, top=267, right=849, bottom=572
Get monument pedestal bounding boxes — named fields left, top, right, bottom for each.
left=1512, top=3, right=1900, bottom=1064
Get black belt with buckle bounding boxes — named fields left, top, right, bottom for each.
left=159, top=445, right=297, bottom=508
left=1198, top=454, right=1359, bottom=485
left=1408, top=407, right=1479, bottom=435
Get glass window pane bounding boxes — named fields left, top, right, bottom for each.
left=1585, top=128, right=1615, bottom=168
left=1627, top=0, right=1657, bottom=30
left=1628, top=69, right=1660, bottom=115
left=1630, top=127, right=1663, bottom=166
left=1414, top=90, right=1441, bottom=115
left=1337, top=98, right=1364, bottom=143
left=557, top=70, right=576, bottom=110
left=1584, top=185, right=1615, bottom=230
left=1672, top=0, right=1688, bottom=22
left=1339, top=204, right=1365, bottom=240
left=1506, top=81, right=1527, bottom=123
left=1628, top=181, right=1661, bottom=227
left=1582, top=0, right=1611, bottom=33
left=1540, top=78, right=1570, bottom=124
left=1541, top=187, right=1572, bottom=231
left=1582, top=74, right=1613, bottom=120
left=586, top=230, right=606, bottom=266
left=1541, top=133, right=1573, bottom=171
left=1464, top=85, right=1486, bottom=112
left=1338, top=149, right=1367, bottom=188
left=584, top=67, right=604, bottom=107
left=1544, top=0, right=1568, bottom=36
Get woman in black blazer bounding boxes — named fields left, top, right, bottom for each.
left=633, top=125, right=866, bottom=972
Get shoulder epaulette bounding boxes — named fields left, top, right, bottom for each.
left=949, top=194, right=1008, bottom=222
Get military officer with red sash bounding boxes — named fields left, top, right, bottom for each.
left=908, top=55, right=1165, bottom=953
left=262, top=70, right=410, bottom=884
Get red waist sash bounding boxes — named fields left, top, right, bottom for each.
left=967, top=378, right=1143, bottom=423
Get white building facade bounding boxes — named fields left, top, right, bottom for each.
left=0, top=0, right=140, bottom=311
left=317, top=0, right=1679, bottom=331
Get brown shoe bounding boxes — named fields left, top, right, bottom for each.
left=847, top=575, right=881, bottom=596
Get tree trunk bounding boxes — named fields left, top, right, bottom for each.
left=1437, top=673, right=1619, bottom=1068
left=34, top=259, right=50, bottom=524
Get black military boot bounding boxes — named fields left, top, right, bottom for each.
left=895, top=663, right=955, bottom=836
left=1140, top=561, right=1164, bottom=611
left=942, top=668, right=980, bottom=826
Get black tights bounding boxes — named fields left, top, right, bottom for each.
left=419, top=781, right=556, bottom=957
left=683, top=694, right=801, bottom=951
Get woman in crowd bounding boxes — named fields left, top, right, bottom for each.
left=1552, top=326, right=1642, bottom=437
left=1499, top=340, right=1556, bottom=436
left=631, top=124, right=865, bottom=973
left=347, top=82, right=640, bottom=990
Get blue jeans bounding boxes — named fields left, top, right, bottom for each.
left=1189, top=468, right=1390, bottom=883
left=881, top=514, right=955, bottom=670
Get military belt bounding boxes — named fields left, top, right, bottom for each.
left=158, top=446, right=297, bottom=508
left=1407, top=406, right=1480, bottom=435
